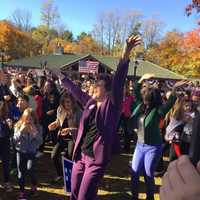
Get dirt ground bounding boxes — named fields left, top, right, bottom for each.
left=0, top=143, right=164, bottom=200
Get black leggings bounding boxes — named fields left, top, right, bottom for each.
left=0, top=137, right=10, bottom=183
left=180, top=142, right=190, bottom=155
left=51, top=138, right=74, bottom=177
left=119, top=114, right=130, bottom=152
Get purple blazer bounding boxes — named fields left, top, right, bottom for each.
left=61, top=59, right=130, bottom=166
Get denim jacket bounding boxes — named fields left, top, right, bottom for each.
left=14, top=125, right=43, bottom=154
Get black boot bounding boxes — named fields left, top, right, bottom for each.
left=146, top=195, right=154, bottom=200
left=131, top=191, right=138, bottom=200
left=131, top=197, right=138, bottom=200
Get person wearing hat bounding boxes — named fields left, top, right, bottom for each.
left=130, top=76, right=188, bottom=200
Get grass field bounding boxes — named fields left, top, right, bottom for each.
left=0, top=142, right=164, bottom=200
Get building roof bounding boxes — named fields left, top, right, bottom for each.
left=94, top=55, right=184, bottom=80
left=6, top=54, right=88, bottom=69
left=6, top=53, right=184, bottom=80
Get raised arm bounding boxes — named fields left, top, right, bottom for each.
left=61, top=77, right=91, bottom=107
left=112, top=36, right=141, bottom=107
left=158, top=80, right=188, bottom=117
left=134, top=82, right=142, bottom=103
left=52, top=71, right=91, bottom=107
left=158, top=94, right=177, bottom=117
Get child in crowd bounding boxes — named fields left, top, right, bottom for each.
left=14, top=108, right=42, bottom=200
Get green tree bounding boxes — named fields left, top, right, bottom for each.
left=62, top=30, right=73, bottom=42
left=77, top=32, right=91, bottom=41
left=32, top=25, right=58, bottom=54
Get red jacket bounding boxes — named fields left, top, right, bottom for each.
left=122, top=95, right=135, bottom=117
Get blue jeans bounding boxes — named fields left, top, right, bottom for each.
left=131, top=142, right=162, bottom=199
left=16, top=152, right=37, bottom=192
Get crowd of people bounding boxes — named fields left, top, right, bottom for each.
left=0, top=35, right=200, bottom=200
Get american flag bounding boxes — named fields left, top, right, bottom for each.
left=79, top=60, right=99, bottom=73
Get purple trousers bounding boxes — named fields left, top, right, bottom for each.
left=70, top=153, right=106, bottom=200
left=131, top=142, right=162, bottom=199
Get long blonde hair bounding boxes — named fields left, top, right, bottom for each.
left=165, top=98, right=185, bottom=125
left=15, top=108, right=38, bottom=130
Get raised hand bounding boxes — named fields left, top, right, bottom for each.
left=174, top=80, right=188, bottom=88
left=50, top=68, right=65, bottom=81
left=172, top=80, right=189, bottom=94
left=122, top=35, right=142, bottom=60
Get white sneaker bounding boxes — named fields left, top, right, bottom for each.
left=36, top=151, right=44, bottom=158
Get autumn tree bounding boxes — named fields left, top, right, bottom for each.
left=48, top=37, right=66, bottom=53
left=77, top=32, right=90, bottom=41
left=184, top=28, right=200, bottom=48
left=77, top=34, right=101, bottom=54
left=64, top=41, right=75, bottom=53
left=62, top=30, right=73, bottom=42
left=186, top=0, right=200, bottom=16
left=32, top=25, right=59, bottom=54
left=144, top=28, right=200, bottom=77
left=65, top=33, right=101, bottom=54
left=182, top=28, right=200, bottom=77
left=0, top=20, right=40, bottom=60
left=145, top=31, right=184, bottom=71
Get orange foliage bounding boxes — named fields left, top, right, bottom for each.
left=183, top=28, right=200, bottom=49
left=64, top=41, right=75, bottom=53
left=186, top=0, right=200, bottom=15
left=0, top=20, right=41, bottom=60
left=145, top=29, right=200, bottom=77
left=64, top=35, right=101, bottom=54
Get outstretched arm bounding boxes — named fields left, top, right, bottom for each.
left=52, top=71, right=91, bottom=107
left=158, top=80, right=188, bottom=117
left=61, top=77, right=91, bottom=107
left=112, top=36, right=141, bottom=107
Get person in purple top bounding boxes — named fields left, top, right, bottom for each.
left=53, top=35, right=141, bottom=200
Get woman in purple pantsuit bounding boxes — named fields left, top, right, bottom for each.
left=53, top=35, right=141, bottom=200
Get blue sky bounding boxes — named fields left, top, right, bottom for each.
left=0, top=0, right=198, bottom=36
